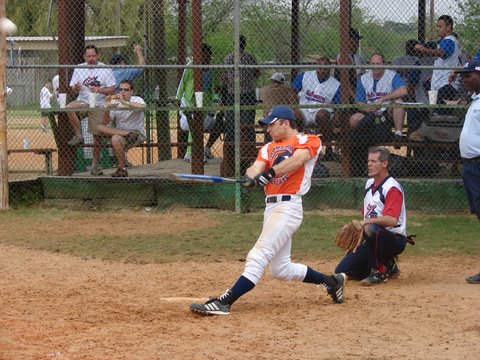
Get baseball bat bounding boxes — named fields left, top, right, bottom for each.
left=169, top=173, right=248, bottom=184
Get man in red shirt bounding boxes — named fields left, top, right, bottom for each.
left=335, top=146, right=409, bottom=285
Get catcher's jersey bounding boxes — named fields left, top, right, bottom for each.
left=363, top=176, right=407, bottom=236
left=257, top=133, right=321, bottom=196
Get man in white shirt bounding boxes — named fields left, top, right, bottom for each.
left=91, top=80, right=146, bottom=177
left=66, top=45, right=116, bottom=146
left=39, top=81, right=53, bottom=132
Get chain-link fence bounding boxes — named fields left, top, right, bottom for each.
left=4, top=0, right=475, bottom=211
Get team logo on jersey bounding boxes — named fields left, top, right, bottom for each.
left=366, top=204, right=379, bottom=218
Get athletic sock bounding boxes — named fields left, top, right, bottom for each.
left=226, top=275, right=255, bottom=305
left=303, top=266, right=335, bottom=287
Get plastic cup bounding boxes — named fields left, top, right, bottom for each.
left=194, top=91, right=203, bottom=107
left=256, top=87, right=262, bottom=102
left=428, top=90, right=438, bottom=105
left=88, top=92, right=96, bottom=108
left=58, top=93, right=67, bottom=108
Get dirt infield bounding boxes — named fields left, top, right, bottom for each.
left=1, top=212, right=479, bottom=359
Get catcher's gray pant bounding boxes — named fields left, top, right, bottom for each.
left=242, top=195, right=308, bottom=285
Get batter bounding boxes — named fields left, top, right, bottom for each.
left=190, top=105, right=346, bottom=316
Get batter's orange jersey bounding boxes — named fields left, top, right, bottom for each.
left=256, top=133, right=321, bottom=196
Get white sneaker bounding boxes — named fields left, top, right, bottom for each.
left=184, top=153, right=192, bottom=162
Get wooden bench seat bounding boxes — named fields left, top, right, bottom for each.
left=7, top=148, right=57, bottom=175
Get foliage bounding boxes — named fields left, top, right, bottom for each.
left=457, top=0, right=480, bottom=54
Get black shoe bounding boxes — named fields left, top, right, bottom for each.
left=386, top=258, right=400, bottom=279
left=190, top=290, right=232, bottom=315
left=326, top=273, right=346, bottom=304
left=393, top=134, right=404, bottom=149
left=466, top=272, right=480, bottom=284
left=361, top=268, right=388, bottom=286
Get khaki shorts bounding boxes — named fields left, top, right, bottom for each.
left=118, top=131, right=147, bottom=150
left=86, top=109, right=105, bottom=136
left=71, top=101, right=106, bottom=136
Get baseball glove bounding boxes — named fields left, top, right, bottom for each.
left=335, top=220, right=364, bottom=252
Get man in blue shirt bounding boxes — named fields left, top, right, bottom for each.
left=110, top=44, right=146, bottom=92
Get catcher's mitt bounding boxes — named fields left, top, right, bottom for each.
left=335, top=220, right=364, bottom=252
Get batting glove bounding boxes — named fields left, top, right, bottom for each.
left=254, top=168, right=276, bottom=186
left=242, top=176, right=257, bottom=187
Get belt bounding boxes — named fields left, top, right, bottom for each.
left=462, top=156, right=480, bottom=163
left=266, top=195, right=292, bottom=204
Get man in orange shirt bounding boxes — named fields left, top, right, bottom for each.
left=190, top=105, right=346, bottom=315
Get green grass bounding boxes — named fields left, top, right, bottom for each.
left=0, top=208, right=478, bottom=263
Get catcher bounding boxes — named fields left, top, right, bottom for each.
left=335, top=146, right=413, bottom=285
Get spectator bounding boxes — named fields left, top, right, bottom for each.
left=52, top=74, right=59, bottom=96
left=176, top=43, right=223, bottom=161
left=335, top=146, right=409, bottom=285
left=110, top=44, right=146, bottom=91
left=292, top=56, right=341, bottom=138
left=335, top=28, right=367, bottom=102
left=66, top=45, right=116, bottom=147
left=392, top=39, right=424, bottom=132
left=454, top=59, right=480, bottom=284
left=260, top=72, right=300, bottom=118
left=91, top=80, right=146, bottom=177
left=350, top=53, right=408, bottom=141
left=6, top=86, right=12, bottom=95
left=221, top=34, right=260, bottom=175
left=39, top=81, right=53, bottom=132
left=415, top=15, right=461, bottom=109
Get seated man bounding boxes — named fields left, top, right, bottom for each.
left=91, top=80, right=146, bottom=177
left=66, top=45, right=116, bottom=146
left=292, top=56, right=341, bottom=137
left=260, top=72, right=300, bottom=117
left=335, top=146, right=410, bottom=285
left=350, top=53, right=408, bottom=142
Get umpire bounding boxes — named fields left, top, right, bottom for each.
left=455, top=59, right=480, bottom=284
left=335, top=146, right=410, bottom=285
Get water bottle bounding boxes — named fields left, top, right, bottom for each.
left=22, top=138, right=30, bottom=150
left=153, top=85, right=160, bottom=101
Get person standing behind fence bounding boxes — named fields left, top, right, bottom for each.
left=454, top=59, right=480, bottom=284
left=91, top=80, right=146, bottom=178
left=39, top=81, right=53, bottom=132
left=221, top=34, right=260, bottom=175
left=414, top=15, right=461, bottom=110
left=190, top=105, right=346, bottom=316
left=66, top=44, right=116, bottom=147
left=110, top=44, right=146, bottom=92
left=176, top=43, right=223, bottom=162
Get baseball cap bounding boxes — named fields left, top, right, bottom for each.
left=454, top=58, right=480, bottom=74
left=348, top=28, right=363, bottom=40
left=271, top=72, right=285, bottom=83
left=110, top=54, right=126, bottom=65
left=259, top=105, right=296, bottom=125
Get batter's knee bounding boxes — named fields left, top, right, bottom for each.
left=243, top=247, right=271, bottom=284
left=270, top=262, right=307, bottom=282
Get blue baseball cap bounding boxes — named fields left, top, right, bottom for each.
left=455, top=58, right=480, bottom=73
left=110, top=54, right=126, bottom=65
left=259, top=105, right=296, bottom=125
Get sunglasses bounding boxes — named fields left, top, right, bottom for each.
left=119, top=88, right=131, bottom=92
